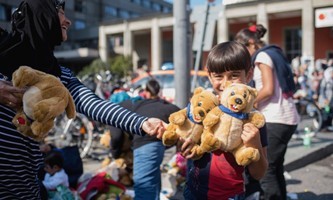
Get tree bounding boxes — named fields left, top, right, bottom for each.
left=78, top=56, right=133, bottom=82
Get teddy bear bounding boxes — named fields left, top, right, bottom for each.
left=11, top=66, right=76, bottom=141
left=194, top=82, right=265, bottom=166
left=162, top=87, right=219, bottom=151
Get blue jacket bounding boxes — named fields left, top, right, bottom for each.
left=252, top=45, right=296, bottom=98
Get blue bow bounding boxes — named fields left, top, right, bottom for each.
left=186, top=103, right=202, bottom=124
left=218, top=104, right=249, bottom=120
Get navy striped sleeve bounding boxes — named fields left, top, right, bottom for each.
left=59, top=67, right=148, bottom=136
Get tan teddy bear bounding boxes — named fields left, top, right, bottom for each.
left=162, top=87, right=219, bottom=152
left=11, top=66, right=76, bottom=141
left=194, top=82, right=265, bottom=166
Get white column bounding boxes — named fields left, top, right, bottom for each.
left=123, top=21, right=133, bottom=57
left=302, top=0, right=314, bottom=58
left=98, top=26, right=108, bottom=62
left=256, top=3, right=269, bottom=43
left=151, top=18, right=162, bottom=71
left=217, top=5, right=228, bottom=43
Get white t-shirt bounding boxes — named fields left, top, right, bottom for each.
left=253, top=52, right=299, bottom=125
left=43, top=169, right=69, bottom=190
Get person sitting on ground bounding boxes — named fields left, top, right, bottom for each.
left=42, top=151, right=69, bottom=191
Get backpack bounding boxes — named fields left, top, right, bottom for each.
left=252, top=45, right=296, bottom=99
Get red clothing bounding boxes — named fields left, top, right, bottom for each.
left=185, top=126, right=267, bottom=200
left=185, top=151, right=244, bottom=200
left=208, top=151, right=244, bottom=199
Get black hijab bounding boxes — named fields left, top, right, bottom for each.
left=0, top=0, right=65, bottom=79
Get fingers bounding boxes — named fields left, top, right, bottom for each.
left=142, top=118, right=166, bottom=139
left=0, top=82, right=24, bottom=108
left=185, top=149, right=197, bottom=159
left=180, top=138, right=195, bottom=158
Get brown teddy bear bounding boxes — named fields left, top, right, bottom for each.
left=11, top=66, right=76, bottom=141
left=162, top=87, right=219, bottom=151
left=194, top=82, right=265, bottom=166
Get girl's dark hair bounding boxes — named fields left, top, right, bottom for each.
left=146, top=79, right=160, bottom=97
left=206, top=41, right=252, bottom=74
left=234, top=24, right=267, bottom=47
left=44, top=151, right=64, bottom=168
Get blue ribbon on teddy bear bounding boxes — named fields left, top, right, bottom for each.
left=186, top=103, right=203, bottom=125
left=218, top=105, right=249, bottom=120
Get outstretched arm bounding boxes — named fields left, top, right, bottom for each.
left=60, top=67, right=165, bottom=137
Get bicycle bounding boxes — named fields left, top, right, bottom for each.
left=46, top=113, right=94, bottom=158
left=294, top=96, right=323, bottom=134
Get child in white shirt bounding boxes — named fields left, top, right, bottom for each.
left=42, top=151, right=69, bottom=190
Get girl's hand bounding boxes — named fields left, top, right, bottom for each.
left=241, top=123, right=261, bottom=149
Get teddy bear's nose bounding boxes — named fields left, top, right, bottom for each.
left=199, top=110, right=205, bottom=117
left=235, top=98, right=243, bottom=105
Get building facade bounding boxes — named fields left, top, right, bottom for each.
left=99, top=0, right=333, bottom=72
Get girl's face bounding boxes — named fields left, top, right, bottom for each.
left=208, top=69, right=253, bottom=95
left=58, top=8, right=71, bottom=41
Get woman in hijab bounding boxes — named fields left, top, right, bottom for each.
left=0, top=0, right=165, bottom=199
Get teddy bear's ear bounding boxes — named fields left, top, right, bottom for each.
left=248, top=86, right=258, bottom=97
left=193, top=87, right=204, bottom=95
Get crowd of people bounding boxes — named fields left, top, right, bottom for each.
left=0, top=0, right=332, bottom=200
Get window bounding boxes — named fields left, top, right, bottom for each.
left=108, top=35, right=124, bottom=47
left=104, top=6, right=117, bottom=17
left=284, top=28, right=302, bottom=62
left=0, top=4, right=6, bottom=20
left=142, top=0, right=151, bottom=8
left=74, top=20, right=86, bottom=30
left=75, top=0, right=83, bottom=12
left=132, top=0, right=141, bottom=4
left=131, top=12, right=139, bottom=18
left=162, top=6, right=171, bottom=13
left=119, top=10, right=130, bottom=19
left=0, top=4, right=14, bottom=21
left=152, top=3, right=161, bottom=11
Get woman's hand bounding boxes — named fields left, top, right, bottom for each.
left=142, top=118, right=167, bottom=139
left=0, top=80, right=25, bottom=109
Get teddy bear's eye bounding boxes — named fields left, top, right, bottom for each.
left=207, top=109, right=211, bottom=112
left=243, top=93, right=247, bottom=98
left=198, top=102, right=202, bottom=107
left=231, top=91, right=235, bottom=96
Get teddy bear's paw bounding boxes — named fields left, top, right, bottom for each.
left=31, top=121, right=53, bottom=141
left=170, top=115, right=186, bottom=125
left=33, top=103, right=52, bottom=121
left=190, top=146, right=204, bottom=160
left=249, top=112, right=265, bottom=128
left=200, top=132, right=221, bottom=152
left=235, top=148, right=260, bottom=166
left=162, top=131, right=179, bottom=146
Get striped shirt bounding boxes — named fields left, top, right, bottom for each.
left=0, top=66, right=147, bottom=199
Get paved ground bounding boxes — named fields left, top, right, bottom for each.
left=82, top=130, right=333, bottom=200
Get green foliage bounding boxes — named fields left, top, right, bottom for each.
left=78, top=56, right=133, bottom=80
left=109, top=55, right=132, bottom=80
left=78, top=59, right=108, bottom=78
